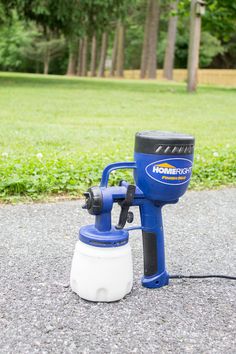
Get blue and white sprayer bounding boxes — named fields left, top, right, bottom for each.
left=70, top=131, right=195, bottom=302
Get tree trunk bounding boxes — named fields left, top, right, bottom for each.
left=116, top=21, right=125, bottom=77
left=140, top=0, right=152, bottom=79
left=97, top=32, right=108, bottom=78
left=35, top=60, right=40, bottom=74
left=163, top=1, right=178, bottom=80
left=77, top=39, right=84, bottom=76
left=90, top=34, right=97, bottom=77
left=67, top=51, right=77, bottom=76
left=81, top=36, right=88, bottom=76
left=187, top=0, right=202, bottom=92
left=67, top=40, right=78, bottom=76
left=43, top=26, right=50, bottom=75
left=110, top=23, right=119, bottom=77
left=43, top=46, right=50, bottom=75
left=147, top=0, right=159, bottom=79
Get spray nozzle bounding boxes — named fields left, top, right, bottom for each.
left=82, top=187, right=103, bottom=215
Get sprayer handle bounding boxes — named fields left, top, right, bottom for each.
left=100, top=162, right=136, bottom=188
left=140, top=201, right=169, bottom=288
left=142, top=231, right=158, bottom=277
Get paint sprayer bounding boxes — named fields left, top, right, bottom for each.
left=70, top=131, right=195, bottom=302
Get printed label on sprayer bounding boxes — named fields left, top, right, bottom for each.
left=145, top=158, right=193, bottom=186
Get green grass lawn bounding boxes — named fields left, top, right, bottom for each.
left=0, top=72, right=235, bottom=201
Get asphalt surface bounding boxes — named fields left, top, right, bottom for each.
left=0, top=188, right=236, bottom=354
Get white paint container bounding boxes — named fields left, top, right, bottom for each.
left=70, top=240, right=133, bottom=302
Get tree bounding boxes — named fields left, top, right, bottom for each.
left=147, top=0, right=159, bottom=78
left=140, top=0, right=160, bottom=79
left=0, top=11, right=35, bottom=71
left=203, top=0, right=236, bottom=40
left=163, top=1, right=178, bottom=80
left=199, top=32, right=224, bottom=67
left=140, top=0, right=151, bottom=78
left=15, top=1, right=66, bottom=74
left=81, top=36, right=88, bottom=76
left=16, top=1, right=85, bottom=74
left=90, top=34, right=97, bottom=77
left=116, top=20, right=125, bottom=77
left=65, top=0, right=129, bottom=76
left=66, top=39, right=78, bottom=76
left=110, top=23, right=119, bottom=76
left=97, top=32, right=108, bottom=77
left=22, top=34, right=65, bottom=74
left=202, top=0, right=236, bottom=68
left=187, top=0, right=205, bottom=92
left=77, top=38, right=84, bottom=76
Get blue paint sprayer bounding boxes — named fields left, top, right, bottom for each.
left=70, top=131, right=195, bottom=302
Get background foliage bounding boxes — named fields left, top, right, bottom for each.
left=0, top=0, right=235, bottom=73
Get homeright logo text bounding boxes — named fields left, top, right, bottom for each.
left=145, top=158, right=193, bottom=186
left=152, top=162, right=192, bottom=175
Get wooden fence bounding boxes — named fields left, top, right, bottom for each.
left=108, top=69, right=236, bottom=86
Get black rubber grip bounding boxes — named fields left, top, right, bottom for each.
left=142, top=231, right=158, bottom=276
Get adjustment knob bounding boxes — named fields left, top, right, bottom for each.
left=82, top=187, right=103, bottom=215
left=127, top=211, right=134, bottom=223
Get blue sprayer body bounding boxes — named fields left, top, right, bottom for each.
left=79, top=131, right=195, bottom=289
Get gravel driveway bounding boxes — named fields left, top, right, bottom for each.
left=0, top=188, right=235, bottom=353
